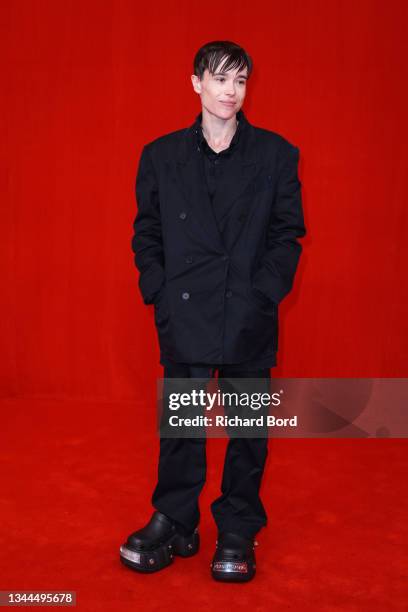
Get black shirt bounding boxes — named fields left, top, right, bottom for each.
left=197, top=115, right=241, bottom=197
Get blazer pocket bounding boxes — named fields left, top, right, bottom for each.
left=248, top=286, right=275, bottom=315
left=154, top=284, right=170, bottom=326
left=152, top=283, right=165, bottom=306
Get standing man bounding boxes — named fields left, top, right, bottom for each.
left=120, top=40, right=306, bottom=582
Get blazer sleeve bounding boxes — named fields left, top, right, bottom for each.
left=251, top=142, right=306, bottom=305
left=131, top=144, right=165, bottom=305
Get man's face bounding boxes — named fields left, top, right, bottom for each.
left=191, top=62, right=248, bottom=119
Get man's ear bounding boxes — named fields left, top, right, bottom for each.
left=191, top=74, right=202, bottom=94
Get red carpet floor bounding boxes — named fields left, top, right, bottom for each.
left=0, top=398, right=406, bottom=611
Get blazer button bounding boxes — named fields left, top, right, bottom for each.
left=222, top=255, right=229, bottom=261
left=182, top=291, right=190, bottom=300
left=185, top=255, right=193, bottom=264
left=179, top=211, right=187, bottom=220
left=226, top=290, right=232, bottom=298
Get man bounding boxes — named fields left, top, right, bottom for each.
left=120, top=40, right=306, bottom=582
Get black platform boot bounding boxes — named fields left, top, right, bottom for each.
left=119, top=511, right=199, bottom=573
left=210, top=532, right=257, bottom=582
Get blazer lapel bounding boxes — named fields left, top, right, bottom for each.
left=210, top=150, right=258, bottom=252
left=176, top=146, right=223, bottom=251
left=172, top=110, right=259, bottom=253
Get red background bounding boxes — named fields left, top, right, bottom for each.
left=1, top=1, right=407, bottom=610
left=2, top=0, right=407, bottom=401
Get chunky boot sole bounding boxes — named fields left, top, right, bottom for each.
left=119, top=528, right=199, bottom=573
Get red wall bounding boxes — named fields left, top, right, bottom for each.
left=1, top=0, right=407, bottom=400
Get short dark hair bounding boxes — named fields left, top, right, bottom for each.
left=193, top=40, right=253, bottom=81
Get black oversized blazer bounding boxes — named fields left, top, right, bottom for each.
left=131, top=109, right=306, bottom=366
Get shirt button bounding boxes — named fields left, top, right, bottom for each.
left=182, top=291, right=190, bottom=300
left=226, top=290, right=232, bottom=298
left=222, top=255, right=229, bottom=261
left=214, top=159, right=219, bottom=164
left=179, top=211, right=187, bottom=220
left=185, top=255, right=193, bottom=264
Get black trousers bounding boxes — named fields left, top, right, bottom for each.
left=151, top=362, right=271, bottom=540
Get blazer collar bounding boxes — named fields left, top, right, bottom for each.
left=176, top=108, right=257, bottom=165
